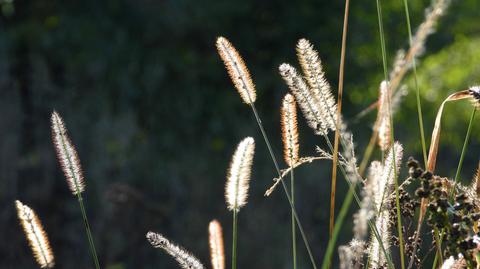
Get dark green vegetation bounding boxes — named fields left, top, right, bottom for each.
left=0, top=0, right=479, bottom=268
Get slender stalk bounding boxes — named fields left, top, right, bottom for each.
left=452, top=108, right=477, bottom=196
left=249, top=103, right=318, bottom=269
left=291, top=167, right=297, bottom=269
left=54, top=115, right=101, bottom=269
left=77, top=195, right=101, bottom=269
left=402, top=0, right=428, bottom=168
left=321, top=186, right=354, bottom=269
left=376, top=1, right=405, bottom=268
left=231, top=210, right=238, bottom=269
left=359, top=128, right=379, bottom=176
left=330, top=0, right=350, bottom=240
left=432, top=228, right=443, bottom=269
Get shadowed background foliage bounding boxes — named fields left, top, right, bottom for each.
left=0, top=0, right=479, bottom=268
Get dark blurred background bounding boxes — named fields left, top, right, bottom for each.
left=1, top=0, right=479, bottom=268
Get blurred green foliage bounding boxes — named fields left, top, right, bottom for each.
left=0, top=0, right=479, bottom=268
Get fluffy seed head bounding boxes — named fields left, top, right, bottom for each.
left=146, top=232, right=205, bottom=269
left=279, top=63, right=328, bottom=135
left=208, top=220, right=225, bottom=269
left=16, top=200, right=55, bottom=268
left=296, top=38, right=338, bottom=130
left=281, top=94, right=299, bottom=166
left=225, top=137, right=255, bottom=211
left=216, top=37, right=256, bottom=104
left=51, top=111, right=85, bottom=195
left=377, top=81, right=392, bottom=151
left=468, top=86, right=480, bottom=107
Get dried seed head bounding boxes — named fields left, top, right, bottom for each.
left=468, top=86, right=480, bottom=106
left=225, top=137, right=255, bottom=211
left=208, top=220, right=225, bottom=269
left=216, top=37, right=256, bottom=104
left=377, top=81, right=391, bottom=151
left=51, top=111, right=85, bottom=195
left=16, top=200, right=55, bottom=268
left=146, top=232, right=205, bottom=269
left=281, top=94, right=299, bottom=166
left=296, top=38, right=337, bottom=130
left=279, top=63, right=328, bottom=135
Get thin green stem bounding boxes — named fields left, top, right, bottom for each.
left=376, top=0, right=388, bottom=80
left=402, top=0, right=428, bottom=168
left=249, top=103, right=318, bottom=269
left=452, top=108, right=477, bottom=197
left=54, top=115, right=100, bottom=269
left=320, top=186, right=354, bottom=269
left=431, top=228, right=443, bottom=269
left=376, top=1, right=405, bottom=268
left=232, top=210, right=238, bottom=269
left=291, top=167, right=297, bottom=269
left=77, top=195, right=101, bottom=269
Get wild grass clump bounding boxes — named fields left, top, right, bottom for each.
left=12, top=0, right=480, bottom=268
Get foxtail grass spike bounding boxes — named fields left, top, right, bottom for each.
left=216, top=37, right=256, bottom=104
left=51, top=111, right=85, bottom=195
left=377, top=81, right=391, bottom=151
left=146, top=232, right=205, bottom=269
left=208, top=220, right=225, bottom=269
left=281, top=94, right=299, bottom=166
left=225, top=137, right=255, bottom=211
left=51, top=111, right=100, bottom=269
left=16, top=200, right=55, bottom=268
left=296, top=38, right=337, bottom=131
left=279, top=63, right=328, bottom=135
left=368, top=143, right=403, bottom=268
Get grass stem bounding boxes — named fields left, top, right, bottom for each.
left=330, top=0, right=350, bottom=241
left=291, top=168, right=297, bottom=269
left=320, top=186, right=354, bottom=269
left=77, top=195, right=101, bottom=269
left=376, top=1, right=405, bottom=268
left=249, top=103, right=318, bottom=269
left=232, top=210, right=238, bottom=269
left=452, top=107, right=477, bottom=197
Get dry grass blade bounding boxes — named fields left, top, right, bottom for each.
left=16, top=200, right=55, bottom=268
left=426, top=90, right=472, bottom=172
